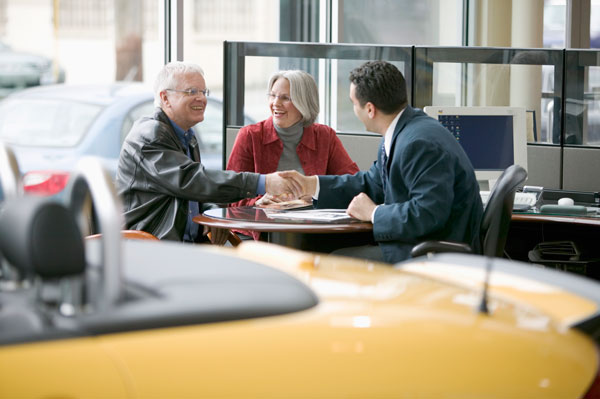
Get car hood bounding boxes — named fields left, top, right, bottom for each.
left=1, top=241, right=598, bottom=398
left=234, top=243, right=600, bottom=334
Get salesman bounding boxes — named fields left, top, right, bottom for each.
left=116, top=61, right=300, bottom=245
left=281, top=61, right=483, bottom=263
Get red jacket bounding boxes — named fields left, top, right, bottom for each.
left=227, top=117, right=359, bottom=208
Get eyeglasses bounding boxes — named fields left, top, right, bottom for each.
left=267, top=93, right=292, bottom=103
left=167, top=87, right=210, bottom=97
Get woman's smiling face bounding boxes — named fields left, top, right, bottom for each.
left=269, top=77, right=302, bottom=129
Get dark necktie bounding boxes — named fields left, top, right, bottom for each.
left=380, top=142, right=388, bottom=191
left=184, top=131, right=200, bottom=241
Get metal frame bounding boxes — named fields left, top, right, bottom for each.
left=223, top=41, right=600, bottom=189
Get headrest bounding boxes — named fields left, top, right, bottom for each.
left=0, top=196, right=85, bottom=279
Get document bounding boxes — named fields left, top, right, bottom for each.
left=263, top=208, right=357, bottom=222
left=256, top=198, right=313, bottom=210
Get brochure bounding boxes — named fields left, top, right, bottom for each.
left=263, top=208, right=356, bottom=222
left=256, top=199, right=313, bottom=210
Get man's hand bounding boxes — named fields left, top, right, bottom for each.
left=203, top=225, right=230, bottom=246
left=265, top=172, right=303, bottom=200
left=347, top=192, right=377, bottom=222
left=277, top=171, right=318, bottom=198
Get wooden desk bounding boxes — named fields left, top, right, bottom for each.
left=512, top=212, right=600, bottom=226
left=194, top=207, right=373, bottom=251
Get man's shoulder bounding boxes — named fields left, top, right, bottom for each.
left=127, top=109, right=175, bottom=144
left=402, top=109, right=449, bottom=138
left=404, top=108, right=437, bottom=126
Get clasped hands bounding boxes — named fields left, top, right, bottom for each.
left=265, top=171, right=376, bottom=222
left=264, top=171, right=316, bottom=202
left=208, top=171, right=375, bottom=245
left=205, top=171, right=313, bottom=245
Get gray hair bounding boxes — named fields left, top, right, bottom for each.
left=154, top=61, right=205, bottom=107
left=268, top=70, right=319, bottom=126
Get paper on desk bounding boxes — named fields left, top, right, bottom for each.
left=263, top=208, right=356, bottom=222
left=256, top=198, right=313, bottom=210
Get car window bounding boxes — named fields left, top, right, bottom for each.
left=0, top=99, right=102, bottom=147
left=120, top=100, right=155, bottom=144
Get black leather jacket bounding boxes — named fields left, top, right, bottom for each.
left=116, top=108, right=259, bottom=241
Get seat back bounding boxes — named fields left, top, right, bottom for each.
left=0, top=195, right=85, bottom=280
left=480, top=164, right=527, bottom=257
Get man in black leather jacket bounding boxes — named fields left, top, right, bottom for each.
left=116, top=62, right=300, bottom=244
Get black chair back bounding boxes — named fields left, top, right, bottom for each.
left=481, top=165, right=527, bottom=257
left=0, top=195, right=85, bottom=279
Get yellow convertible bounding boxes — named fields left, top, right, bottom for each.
left=0, top=158, right=599, bottom=398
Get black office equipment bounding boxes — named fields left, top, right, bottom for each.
left=529, top=241, right=600, bottom=279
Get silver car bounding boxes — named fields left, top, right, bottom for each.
left=0, top=42, right=65, bottom=98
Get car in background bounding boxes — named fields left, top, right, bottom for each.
left=0, top=42, right=65, bottom=98
left=0, top=83, right=251, bottom=196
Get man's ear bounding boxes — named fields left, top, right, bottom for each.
left=366, top=102, right=376, bottom=119
left=159, top=90, right=169, bottom=107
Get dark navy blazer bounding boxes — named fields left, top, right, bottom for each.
left=316, top=106, right=483, bottom=264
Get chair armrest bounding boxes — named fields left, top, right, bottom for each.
left=411, top=240, right=473, bottom=258
left=206, top=231, right=242, bottom=247
left=86, top=230, right=159, bottom=241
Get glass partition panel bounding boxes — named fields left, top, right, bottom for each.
left=335, top=60, right=408, bottom=133
left=224, top=41, right=412, bottom=134
left=413, top=47, right=563, bottom=145
left=565, top=50, right=600, bottom=147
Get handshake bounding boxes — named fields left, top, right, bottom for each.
left=266, top=170, right=377, bottom=222
left=264, top=170, right=318, bottom=201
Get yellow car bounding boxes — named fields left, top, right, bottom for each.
left=0, top=152, right=598, bottom=398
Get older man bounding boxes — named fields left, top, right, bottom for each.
left=116, top=61, right=300, bottom=244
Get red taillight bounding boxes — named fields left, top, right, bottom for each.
left=23, top=171, right=70, bottom=196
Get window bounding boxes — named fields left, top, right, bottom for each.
left=336, top=0, right=463, bottom=133
left=0, top=0, right=160, bottom=178
left=544, top=0, right=566, bottom=48
left=59, top=0, right=109, bottom=35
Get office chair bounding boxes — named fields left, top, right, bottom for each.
left=411, top=164, right=528, bottom=258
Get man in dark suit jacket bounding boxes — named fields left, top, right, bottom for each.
left=282, top=61, right=483, bottom=263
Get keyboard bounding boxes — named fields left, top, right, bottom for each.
left=480, top=191, right=538, bottom=211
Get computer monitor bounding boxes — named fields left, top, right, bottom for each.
left=423, top=106, right=527, bottom=189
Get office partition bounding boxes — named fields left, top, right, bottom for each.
left=223, top=41, right=412, bottom=170
left=562, top=50, right=600, bottom=190
left=223, top=41, right=599, bottom=191
left=412, top=46, right=565, bottom=188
